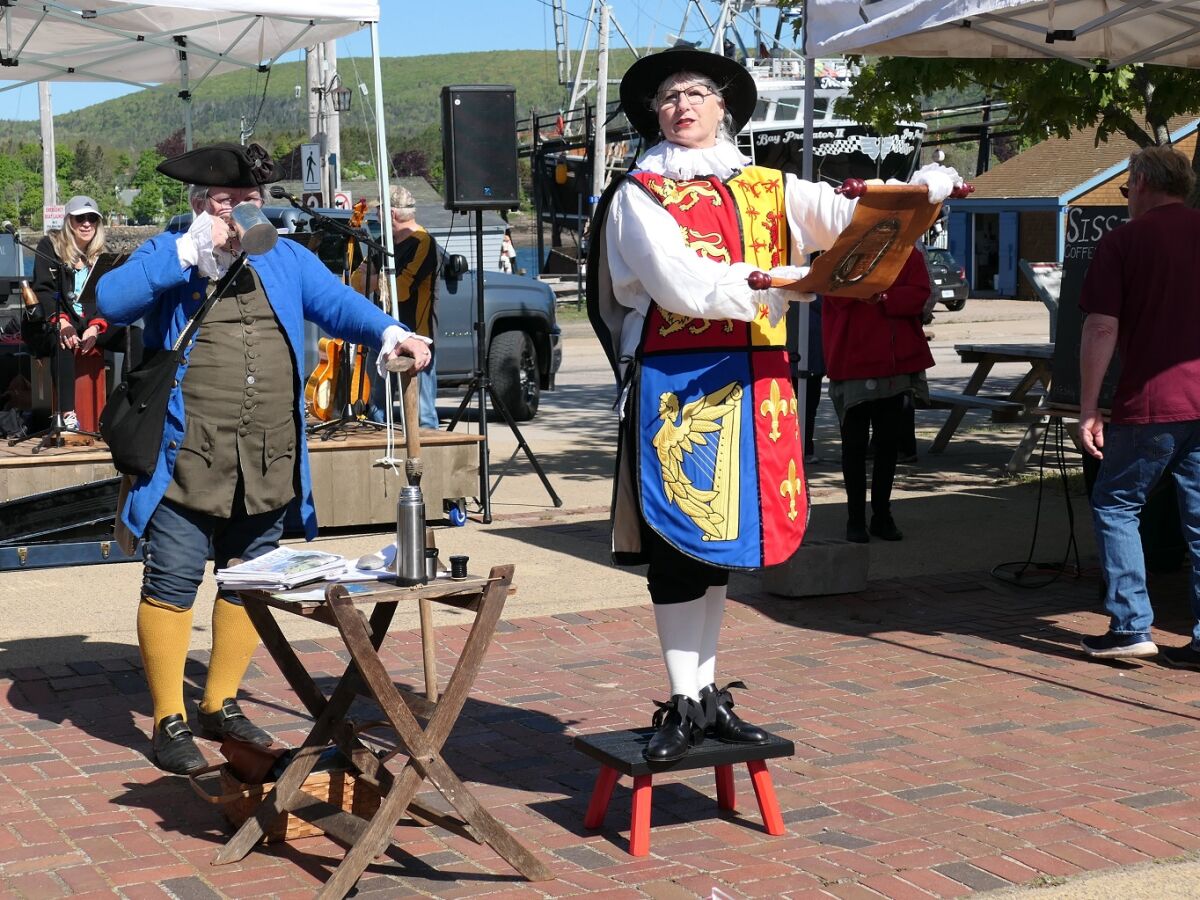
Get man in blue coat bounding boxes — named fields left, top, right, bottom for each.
left=98, top=142, right=430, bottom=774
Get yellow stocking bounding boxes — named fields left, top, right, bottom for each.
left=201, top=597, right=260, bottom=714
left=137, top=597, right=194, bottom=726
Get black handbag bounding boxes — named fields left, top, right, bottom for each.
left=100, top=259, right=245, bottom=477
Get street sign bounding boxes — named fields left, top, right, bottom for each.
left=43, top=204, right=65, bottom=230
left=301, top=142, right=321, bottom=192
left=332, top=190, right=352, bottom=210
left=301, top=192, right=323, bottom=209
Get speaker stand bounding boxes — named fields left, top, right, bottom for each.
left=445, top=211, right=561, bottom=523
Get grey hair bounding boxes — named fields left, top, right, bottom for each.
left=652, top=71, right=737, bottom=143
left=389, top=184, right=416, bottom=222
left=188, top=184, right=209, bottom=210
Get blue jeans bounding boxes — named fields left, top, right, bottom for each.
left=142, top=498, right=288, bottom=609
left=1091, top=420, right=1200, bottom=642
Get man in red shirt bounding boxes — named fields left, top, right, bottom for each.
left=1078, top=145, right=1200, bottom=666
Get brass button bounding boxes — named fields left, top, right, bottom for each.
left=238, top=427, right=249, bottom=437
left=242, top=316, right=252, bottom=326
left=168, top=440, right=177, bottom=449
left=192, top=292, right=201, bottom=300
left=243, top=400, right=253, bottom=409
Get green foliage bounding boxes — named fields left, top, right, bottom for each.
left=839, top=58, right=1200, bottom=150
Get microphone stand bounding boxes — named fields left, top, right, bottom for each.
left=6, top=229, right=100, bottom=452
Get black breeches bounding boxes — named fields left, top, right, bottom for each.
left=643, top=528, right=728, bottom=605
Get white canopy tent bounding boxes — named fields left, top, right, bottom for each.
left=806, top=0, right=1200, bottom=69
left=0, top=0, right=406, bottom=317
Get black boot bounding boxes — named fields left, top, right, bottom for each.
left=700, top=681, right=768, bottom=744
left=151, top=714, right=206, bottom=775
left=644, top=694, right=705, bottom=763
left=869, top=513, right=903, bottom=541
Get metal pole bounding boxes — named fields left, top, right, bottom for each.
left=370, top=23, right=398, bottom=319
left=325, top=39, right=341, bottom=199
left=592, top=4, right=609, bottom=214
left=38, top=83, right=56, bottom=211
left=474, top=210, right=492, bottom=524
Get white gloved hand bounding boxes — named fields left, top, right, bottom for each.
left=761, top=265, right=815, bottom=327
left=375, top=324, right=432, bottom=377
left=185, top=211, right=237, bottom=280
left=909, top=162, right=962, bottom=204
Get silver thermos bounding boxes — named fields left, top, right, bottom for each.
left=395, top=485, right=426, bottom=585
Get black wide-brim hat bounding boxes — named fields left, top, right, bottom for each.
left=156, top=141, right=281, bottom=187
left=620, top=47, right=757, bottom=143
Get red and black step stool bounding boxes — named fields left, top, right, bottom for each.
left=573, top=727, right=794, bottom=856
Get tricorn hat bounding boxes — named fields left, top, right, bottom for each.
left=619, top=47, right=757, bottom=143
left=156, top=141, right=281, bottom=187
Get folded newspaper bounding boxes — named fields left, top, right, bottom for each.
left=215, top=547, right=348, bottom=589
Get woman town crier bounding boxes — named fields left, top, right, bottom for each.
left=588, top=47, right=958, bottom=762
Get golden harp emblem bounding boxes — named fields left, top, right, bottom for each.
left=652, top=382, right=743, bottom=542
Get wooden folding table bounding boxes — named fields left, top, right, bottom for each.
left=213, top=567, right=553, bottom=898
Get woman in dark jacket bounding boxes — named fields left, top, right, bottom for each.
left=822, top=246, right=934, bottom=543
left=31, top=195, right=130, bottom=429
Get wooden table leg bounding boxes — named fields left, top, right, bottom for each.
left=747, top=760, right=785, bottom=836
left=214, top=599, right=396, bottom=865
left=325, top=566, right=552, bottom=889
left=629, top=775, right=652, bottom=857
left=930, top=360, right=995, bottom=454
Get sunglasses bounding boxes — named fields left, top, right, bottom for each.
left=1118, top=183, right=1129, bottom=199
left=72, top=213, right=101, bottom=224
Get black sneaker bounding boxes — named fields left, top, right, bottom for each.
left=1160, top=643, right=1200, bottom=670
left=1080, top=632, right=1158, bottom=659
left=869, top=514, right=903, bottom=541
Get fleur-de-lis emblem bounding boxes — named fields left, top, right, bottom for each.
left=780, top=458, right=803, bottom=521
left=758, top=379, right=796, bottom=442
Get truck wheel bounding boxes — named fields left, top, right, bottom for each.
left=488, top=330, right=540, bottom=421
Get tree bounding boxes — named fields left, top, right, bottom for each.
left=837, top=59, right=1200, bottom=200
left=156, top=128, right=186, bottom=160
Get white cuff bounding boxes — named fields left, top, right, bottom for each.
left=375, top=324, right=431, bottom=377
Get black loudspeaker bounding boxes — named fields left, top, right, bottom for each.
left=441, top=84, right=520, bottom=210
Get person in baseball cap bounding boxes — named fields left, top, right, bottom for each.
left=96, top=141, right=431, bottom=775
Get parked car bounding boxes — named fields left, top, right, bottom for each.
left=921, top=245, right=969, bottom=312
left=168, top=207, right=561, bottom=421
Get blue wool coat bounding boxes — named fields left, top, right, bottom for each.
left=97, top=232, right=403, bottom=539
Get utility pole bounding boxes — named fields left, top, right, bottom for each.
left=324, top=39, right=342, bottom=201
left=39, top=82, right=58, bottom=214
left=591, top=4, right=609, bottom=213
left=306, top=45, right=325, bottom=202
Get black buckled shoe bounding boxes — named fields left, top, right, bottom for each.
left=700, top=681, right=769, bottom=744
left=197, top=698, right=274, bottom=747
left=151, top=714, right=206, bottom=775
left=644, top=694, right=705, bottom=763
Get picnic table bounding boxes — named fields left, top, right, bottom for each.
left=928, top=342, right=1055, bottom=473
left=212, top=567, right=552, bottom=898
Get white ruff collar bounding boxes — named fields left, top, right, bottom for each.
left=635, top=140, right=750, bottom=181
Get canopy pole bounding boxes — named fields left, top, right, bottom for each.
left=370, top=21, right=398, bottom=320
left=178, top=39, right=193, bottom=151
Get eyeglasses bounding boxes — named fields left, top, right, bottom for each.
left=72, top=213, right=101, bottom=225
left=207, top=193, right=263, bottom=209
left=1119, top=182, right=1129, bottom=199
left=657, top=87, right=717, bottom=110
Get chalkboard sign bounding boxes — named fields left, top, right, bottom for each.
left=1049, top=205, right=1128, bottom=409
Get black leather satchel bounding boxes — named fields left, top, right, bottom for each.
left=100, top=258, right=245, bottom=477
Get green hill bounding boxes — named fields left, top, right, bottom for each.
left=0, top=49, right=639, bottom=155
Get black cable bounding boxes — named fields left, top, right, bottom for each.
left=991, top=416, right=1085, bottom=589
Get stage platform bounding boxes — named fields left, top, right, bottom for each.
left=0, top=425, right=481, bottom=527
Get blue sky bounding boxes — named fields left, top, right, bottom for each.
left=0, top=1, right=787, bottom=121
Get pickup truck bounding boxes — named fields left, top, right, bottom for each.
left=168, top=207, right=561, bottom=421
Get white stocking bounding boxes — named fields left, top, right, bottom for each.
left=697, top=584, right=726, bottom=689
left=652, top=597, right=705, bottom=700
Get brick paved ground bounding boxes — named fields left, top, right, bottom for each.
left=3, top=564, right=1200, bottom=898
